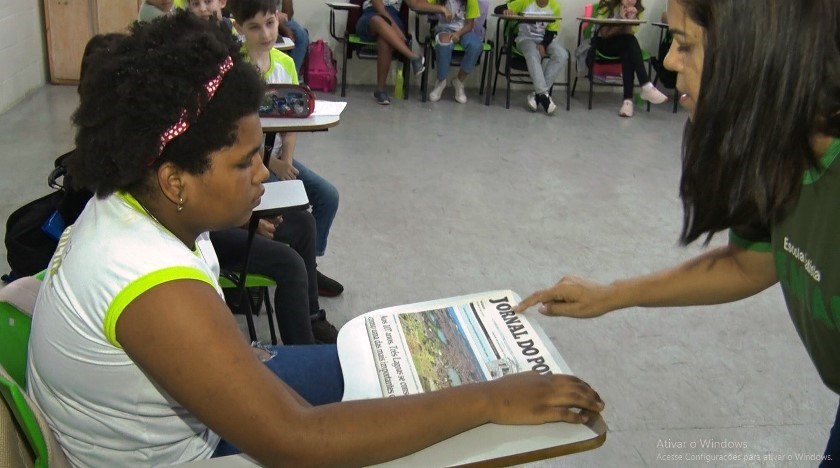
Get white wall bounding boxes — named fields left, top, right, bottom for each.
left=0, top=0, right=48, bottom=113
left=292, top=0, right=666, bottom=89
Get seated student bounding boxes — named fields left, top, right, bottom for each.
left=231, top=0, right=344, bottom=298
left=356, top=0, right=448, bottom=105
left=26, top=12, right=604, bottom=466
left=427, top=0, right=483, bottom=104
left=277, top=0, right=309, bottom=74
left=496, top=0, right=568, bottom=115
left=592, top=0, right=668, bottom=117
left=187, top=0, right=337, bottom=343
left=138, top=0, right=174, bottom=21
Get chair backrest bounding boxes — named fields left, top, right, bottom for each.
left=0, top=364, right=70, bottom=468
left=0, top=276, right=41, bottom=389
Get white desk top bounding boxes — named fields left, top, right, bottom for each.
left=576, top=16, right=645, bottom=25
left=325, top=1, right=360, bottom=9
left=493, top=13, right=562, bottom=22
left=275, top=36, right=295, bottom=51
left=253, top=180, right=309, bottom=216
left=260, top=100, right=345, bottom=132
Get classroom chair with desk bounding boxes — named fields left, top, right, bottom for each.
left=327, top=0, right=413, bottom=99
left=491, top=11, right=571, bottom=111
left=571, top=3, right=652, bottom=111
left=415, top=0, right=494, bottom=104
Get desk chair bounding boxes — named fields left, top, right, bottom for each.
left=571, top=3, right=652, bottom=110
left=327, top=0, right=412, bottom=98
left=0, top=275, right=42, bottom=388
left=416, top=3, right=494, bottom=104
left=650, top=22, right=679, bottom=113
left=219, top=272, right=280, bottom=345
left=491, top=16, right=571, bottom=111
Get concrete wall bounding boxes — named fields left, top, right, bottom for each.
left=0, top=0, right=48, bottom=114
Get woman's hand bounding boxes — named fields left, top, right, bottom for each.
left=256, top=218, right=279, bottom=239
left=515, top=276, right=614, bottom=318
left=440, top=6, right=454, bottom=21
left=621, top=6, right=638, bottom=19
left=486, top=372, right=604, bottom=425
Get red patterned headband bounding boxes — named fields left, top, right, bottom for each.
left=151, top=55, right=234, bottom=164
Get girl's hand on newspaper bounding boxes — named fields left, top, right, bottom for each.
left=488, top=372, right=604, bottom=424
left=514, top=276, right=613, bottom=318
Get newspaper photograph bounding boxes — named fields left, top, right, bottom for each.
left=364, top=291, right=566, bottom=398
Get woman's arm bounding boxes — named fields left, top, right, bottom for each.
left=118, top=281, right=604, bottom=466
left=516, top=242, right=778, bottom=317
left=267, top=132, right=299, bottom=180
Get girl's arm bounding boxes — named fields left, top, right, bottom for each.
left=118, top=281, right=605, bottom=466
left=453, top=18, right=475, bottom=41
left=516, top=242, right=778, bottom=317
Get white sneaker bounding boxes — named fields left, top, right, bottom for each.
left=619, top=99, right=634, bottom=117
left=640, top=84, right=668, bottom=104
left=527, top=92, right=537, bottom=112
left=452, top=78, right=467, bottom=104
left=429, top=79, right=446, bottom=102
left=545, top=95, right=557, bottom=115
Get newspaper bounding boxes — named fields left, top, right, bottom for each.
left=361, top=290, right=568, bottom=398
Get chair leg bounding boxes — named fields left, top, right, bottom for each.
left=483, top=50, right=491, bottom=106
left=421, top=45, right=430, bottom=102
left=340, top=42, right=348, bottom=98
left=587, top=74, right=593, bottom=110
left=261, top=287, right=278, bottom=345
left=565, top=53, right=571, bottom=111
left=402, top=59, right=409, bottom=100
left=571, top=76, right=578, bottom=97
left=673, top=87, right=679, bottom=113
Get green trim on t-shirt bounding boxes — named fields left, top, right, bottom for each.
left=803, top=138, right=840, bottom=185
left=104, top=267, right=215, bottom=348
left=729, top=230, right=772, bottom=252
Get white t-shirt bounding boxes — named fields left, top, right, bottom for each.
left=27, top=192, right=223, bottom=467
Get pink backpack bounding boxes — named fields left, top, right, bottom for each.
left=306, top=39, right=337, bottom=93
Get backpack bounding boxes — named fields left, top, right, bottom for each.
left=3, top=151, right=92, bottom=281
left=305, top=39, right=337, bottom=93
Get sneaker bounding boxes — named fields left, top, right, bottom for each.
left=536, top=93, right=556, bottom=115
left=411, top=56, right=425, bottom=76
left=526, top=92, right=537, bottom=112
left=619, top=99, right=634, bottom=117
left=451, top=78, right=467, bottom=104
left=429, top=79, right=446, bottom=102
left=374, top=90, right=390, bottom=105
left=317, top=270, right=344, bottom=297
left=640, top=84, right=668, bottom=104
left=311, top=309, right=339, bottom=344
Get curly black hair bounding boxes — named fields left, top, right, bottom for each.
left=70, top=11, right=265, bottom=197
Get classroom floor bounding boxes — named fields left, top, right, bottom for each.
left=0, top=84, right=834, bottom=467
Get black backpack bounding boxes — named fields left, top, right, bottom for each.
left=3, top=151, right=92, bottom=281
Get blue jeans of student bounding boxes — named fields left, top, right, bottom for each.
left=435, top=30, right=482, bottom=82
left=822, top=399, right=840, bottom=467
left=516, top=39, right=569, bottom=96
left=291, top=160, right=339, bottom=257
left=211, top=344, right=343, bottom=457
left=285, top=19, right=309, bottom=74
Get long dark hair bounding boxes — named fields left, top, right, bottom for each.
left=677, top=0, right=840, bottom=244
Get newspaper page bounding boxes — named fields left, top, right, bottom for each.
left=364, top=290, right=566, bottom=398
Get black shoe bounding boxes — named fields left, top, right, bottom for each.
left=317, top=270, right=344, bottom=297
left=311, top=309, right=339, bottom=344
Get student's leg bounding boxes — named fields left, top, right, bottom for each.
left=542, top=41, right=569, bottom=89
left=435, top=32, right=454, bottom=82
left=376, top=36, right=394, bottom=90
left=368, top=14, right=416, bottom=61
left=212, top=344, right=344, bottom=458
left=516, top=39, right=549, bottom=94
left=285, top=19, right=309, bottom=74
left=209, top=229, right=316, bottom=345
left=596, top=35, right=634, bottom=99
left=273, top=210, right=320, bottom=319
left=456, top=31, right=482, bottom=81
left=291, top=160, right=339, bottom=257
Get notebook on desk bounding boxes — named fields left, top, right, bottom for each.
left=253, top=180, right=309, bottom=217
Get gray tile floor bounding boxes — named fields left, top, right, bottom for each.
left=1, top=84, right=834, bottom=467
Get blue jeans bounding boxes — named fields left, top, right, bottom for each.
left=435, top=30, right=483, bottom=82
left=285, top=19, right=309, bottom=74
left=822, top=399, right=840, bottom=467
left=292, top=160, right=339, bottom=257
left=212, top=344, right=343, bottom=457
